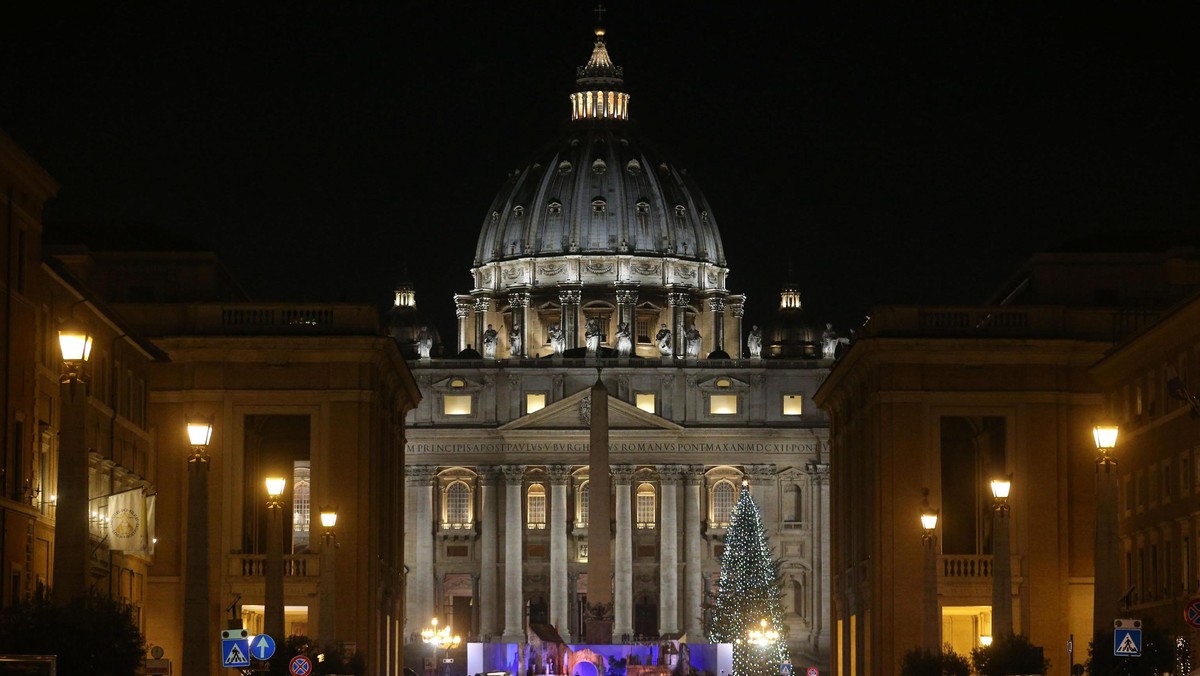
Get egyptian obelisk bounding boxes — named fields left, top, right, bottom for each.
left=585, top=374, right=613, bottom=643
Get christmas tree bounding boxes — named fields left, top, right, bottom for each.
left=706, top=480, right=790, bottom=676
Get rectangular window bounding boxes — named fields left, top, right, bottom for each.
left=443, top=395, right=472, bottom=415
left=635, top=393, right=656, bottom=414
left=446, top=545, right=469, bottom=558
left=709, top=394, right=738, bottom=415
left=527, top=489, right=546, bottom=528
left=636, top=315, right=653, bottom=344
left=782, top=395, right=803, bottom=416
left=526, top=393, right=547, bottom=414
left=636, top=489, right=655, bottom=528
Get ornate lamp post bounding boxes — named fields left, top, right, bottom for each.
left=265, top=476, right=287, bottom=643
left=422, top=617, right=461, bottom=676
left=183, top=417, right=214, bottom=675
left=990, top=477, right=1012, bottom=638
left=921, top=492, right=940, bottom=651
left=318, top=507, right=338, bottom=648
left=1092, top=423, right=1120, bottom=646
left=52, top=321, right=93, bottom=606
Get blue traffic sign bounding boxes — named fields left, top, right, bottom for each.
left=1114, top=627, right=1142, bottom=657
left=250, top=633, right=277, bottom=661
left=222, top=638, right=251, bottom=668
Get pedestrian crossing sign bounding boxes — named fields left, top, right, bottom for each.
left=1114, top=627, right=1141, bottom=657
left=223, top=637, right=251, bottom=668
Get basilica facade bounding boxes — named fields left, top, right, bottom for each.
left=402, top=23, right=832, bottom=670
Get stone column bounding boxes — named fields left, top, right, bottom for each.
left=406, top=465, right=437, bottom=634
left=667, top=289, right=690, bottom=358
left=455, top=295, right=473, bottom=354
left=682, top=465, right=705, bottom=639
left=657, top=465, right=683, bottom=635
left=473, top=296, right=491, bottom=353
left=559, top=286, right=582, bottom=350
left=568, top=572, right=581, bottom=640
left=501, top=465, right=527, bottom=642
left=613, top=464, right=636, bottom=638
left=548, top=464, right=573, bottom=641
left=508, top=289, right=530, bottom=358
left=746, top=464, right=778, bottom=537
left=807, top=462, right=831, bottom=652
left=616, top=287, right=639, bottom=332
left=479, top=467, right=499, bottom=640
left=729, top=295, right=745, bottom=358
left=707, top=295, right=726, bottom=356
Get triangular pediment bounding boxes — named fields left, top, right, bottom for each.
left=500, top=388, right=683, bottom=431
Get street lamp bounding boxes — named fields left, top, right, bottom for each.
left=51, top=321, right=93, bottom=606
left=422, top=617, right=462, bottom=676
left=921, top=490, right=940, bottom=651
left=318, top=507, right=338, bottom=648
left=1092, top=423, right=1120, bottom=646
left=265, top=476, right=287, bottom=644
left=182, top=416, right=214, bottom=676
left=990, top=477, right=1012, bottom=638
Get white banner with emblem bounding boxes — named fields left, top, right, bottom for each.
left=107, top=488, right=147, bottom=552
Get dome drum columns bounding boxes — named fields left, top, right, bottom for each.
left=455, top=295, right=473, bottom=353
left=707, top=294, right=727, bottom=356
left=472, top=294, right=492, bottom=353
left=729, top=296, right=746, bottom=358
left=508, top=290, right=531, bottom=359
left=615, top=286, right=639, bottom=336
left=558, top=286, right=583, bottom=351
left=667, top=288, right=691, bottom=358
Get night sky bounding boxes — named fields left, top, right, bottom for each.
left=2, top=4, right=1195, bottom=340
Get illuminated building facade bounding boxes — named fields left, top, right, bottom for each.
left=402, top=23, right=833, bottom=673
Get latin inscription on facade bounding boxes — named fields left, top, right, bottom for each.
left=406, top=441, right=817, bottom=455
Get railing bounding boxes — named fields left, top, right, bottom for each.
left=862, top=306, right=1133, bottom=342
left=228, top=553, right=321, bottom=578
left=112, top=303, right=382, bottom=336
left=940, top=554, right=993, bottom=579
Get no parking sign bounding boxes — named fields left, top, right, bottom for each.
left=290, top=655, right=313, bottom=676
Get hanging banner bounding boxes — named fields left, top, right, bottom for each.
left=143, top=494, right=156, bottom=556
left=107, top=488, right=146, bottom=552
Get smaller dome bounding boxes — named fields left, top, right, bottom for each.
left=765, top=282, right=820, bottom=359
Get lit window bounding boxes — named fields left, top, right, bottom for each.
left=579, top=542, right=589, bottom=562
left=526, top=393, right=547, bottom=414
left=636, top=483, right=656, bottom=529
left=783, top=395, right=803, bottom=416
left=292, top=462, right=311, bottom=552
left=443, top=395, right=472, bottom=415
left=445, top=482, right=471, bottom=527
left=527, top=484, right=546, bottom=529
left=577, top=482, right=589, bottom=527
left=712, top=481, right=735, bottom=526
left=636, top=393, right=656, bottom=414
left=710, top=394, right=738, bottom=415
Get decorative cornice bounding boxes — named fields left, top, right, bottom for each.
left=508, top=291, right=531, bottom=308
left=667, top=291, right=690, bottom=307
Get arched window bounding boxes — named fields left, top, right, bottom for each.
left=446, top=481, right=471, bottom=527
left=712, top=480, right=735, bottom=526
left=636, top=482, right=656, bottom=529
left=527, top=484, right=546, bottom=529
left=577, top=481, right=590, bottom=527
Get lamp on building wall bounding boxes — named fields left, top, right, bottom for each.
left=265, top=476, right=287, bottom=643
left=1092, top=423, right=1120, bottom=648
left=318, top=507, right=339, bottom=648
left=51, top=320, right=93, bottom=607
left=182, top=416, right=213, bottom=676
left=990, top=477, right=1013, bottom=638
left=921, top=490, right=940, bottom=651
left=422, top=617, right=461, bottom=676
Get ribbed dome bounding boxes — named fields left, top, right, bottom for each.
left=474, top=128, right=726, bottom=268
left=473, top=25, right=726, bottom=271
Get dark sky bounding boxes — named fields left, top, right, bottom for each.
left=2, top=3, right=1196, bottom=339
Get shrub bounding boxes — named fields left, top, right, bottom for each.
left=971, top=634, right=1048, bottom=676
left=900, top=645, right=970, bottom=676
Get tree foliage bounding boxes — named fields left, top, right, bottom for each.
left=705, top=482, right=789, bottom=676
left=971, top=634, right=1048, bottom=676
left=279, top=635, right=366, bottom=675
left=900, top=645, right=970, bottom=676
left=0, top=591, right=145, bottom=675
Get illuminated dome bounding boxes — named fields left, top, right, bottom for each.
left=451, top=21, right=745, bottom=361
left=472, top=27, right=726, bottom=271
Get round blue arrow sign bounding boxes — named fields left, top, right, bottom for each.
left=251, top=633, right=277, bottom=661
